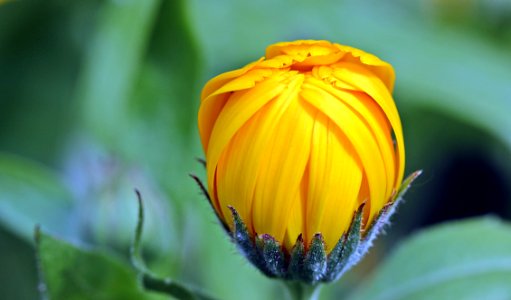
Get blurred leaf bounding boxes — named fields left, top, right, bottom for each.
left=0, top=153, right=74, bottom=241
left=70, top=0, right=205, bottom=283
left=75, top=0, right=203, bottom=205
left=349, top=217, right=511, bottom=300
left=133, top=0, right=201, bottom=138
left=77, top=0, right=160, bottom=145
left=125, top=0, right=203, bottom=196
left=36, top=227, right=161, bottom=300
left=0, top=0, right=96, bottom=164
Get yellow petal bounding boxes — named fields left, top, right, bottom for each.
left=199, top=68, right=275, bottom=151
left=308, top=76, right=396, bottom=201
left=215, top=74, right=305, bottom=231
left=215, top=110, right=265, bottom=229
left=335, top=45, right=395, bottom=91
left=206, top=77, right=287, bottom=214
left=210, top=69, right=274, bottom=97
left=331, top=62, right=405, bottom=190
left=198, top=40, right=406, bottom=257
left=251, top=92, right=314, bottom=243
left=283, top=168, right=308, bottom=250
left=266, top=40, right=336, bottom=59
left=265, top=40, right=346, bottom=70
left=303, top=109, right=363, bottom=250
left=300, top=80, right=388, bottom=224
left=200, top=58, right=264, bottom=100
left=198, top=92, right=229, bottom=152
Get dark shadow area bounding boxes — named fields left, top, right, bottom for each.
left=0, top=227, right=38, bottom=300
left=422, top=151, right=511, bottom=225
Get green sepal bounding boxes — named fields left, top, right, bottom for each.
left=256, top=234, right=286, bottom=277
left=303, top=233, right=327, bottom=284
left=396, top=170, right=422, bottom=201
left=288, top=234, right=305, bottom=280
left=227, top=206, right=270, bottom=276
left=324, top=203, right=364, bottom=282
left=203, top=172, right=421, bottom=285
left=323, top=171, right=422, bottom=282
left=196, top=157, right=207, bottom=168
left=323, top=231, right=345, bottom=279
left=190, top=174, right=229, bottom=233
left=358, top=170, right=422, bottom=256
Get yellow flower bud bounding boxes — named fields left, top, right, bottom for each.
left=198, top=40, right=405, bottom=256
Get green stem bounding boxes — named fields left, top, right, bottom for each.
left=142, top=274, right=217, bottom=300
left=283, top=281, right=321, bottom=300
left=131, top=190, right=218, bottom=300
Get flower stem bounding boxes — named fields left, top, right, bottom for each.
left=283, top=281, right=321, bottom=300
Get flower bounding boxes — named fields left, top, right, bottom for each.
left=196, top=40, right=417, bottom=283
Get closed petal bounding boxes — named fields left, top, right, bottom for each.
left=331, top=62, right=405, bottom=190
left=252, top=96, right=314, bottom=243
left=199, top=69, right=277, bottom=151
left=300, top=81, right=387, bottom=224
left=304, top=110, right=363, bottom=250
left=198, top=40, right=406, bottom=260
left=200, top=58, right=264, bottom=100
left=206, top=77, right=286, bottom=208
left=308, top=76, right=396, bottom=201
left=215, top=74, right=305, bottom=231
left=215, top=111, right=265, bottom=228
left=335, top=44, right=395, bottom=91
left=282, top=184, right=306, bottom=251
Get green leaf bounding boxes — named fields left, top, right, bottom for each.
left=350, top=217, right=511, bottom=300
left=0, top=153, right=74, bottom=241
left=35, top=227, right=160, bottom=300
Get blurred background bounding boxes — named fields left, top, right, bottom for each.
left=1, top=0, right=510, bottom=299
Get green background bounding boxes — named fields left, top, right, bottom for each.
left=1, top=0, right=511, bottom=299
